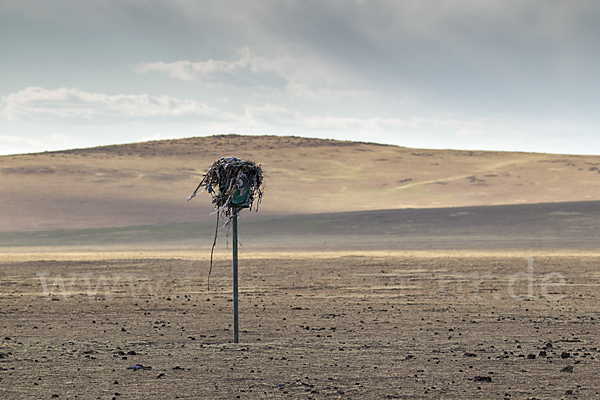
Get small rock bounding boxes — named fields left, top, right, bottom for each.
left=126, top=364, right=151, bottom=371
left=526, top=354, right=536, bottom=359
left=473, top=376, right=492, bottom=382
left=561, top=365, right=574, bottom=373
left=561, top=352, right=571, bottom=359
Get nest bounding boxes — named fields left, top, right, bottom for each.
left=188, top=157, right=264, bottom=220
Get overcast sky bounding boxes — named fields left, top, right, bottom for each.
left=1, top=0, right=600, bottom=155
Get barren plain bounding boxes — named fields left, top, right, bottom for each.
left=1, top=252, right=599, bottom=399
left=1, top=135, right=600, bottom=399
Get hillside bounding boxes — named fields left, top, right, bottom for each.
left=1, top=134, right=600, bottom=232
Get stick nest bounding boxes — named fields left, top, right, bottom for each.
left=188, top=157, right=264, bottom=219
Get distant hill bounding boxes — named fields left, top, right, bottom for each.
left=1, top=134, right=600, bottom=232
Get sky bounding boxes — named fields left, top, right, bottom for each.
left=1, top=0, right=600, bottom=156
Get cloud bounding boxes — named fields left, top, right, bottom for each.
left=137, top=48, right=287, bottom=88
left=3, top=86, right=397, bottom=136
left=137, top=47, right=373, bottom=100
left=1, top=87, right=237, bottom=124
left=0, top=134, right=42, bottom=146
left=4, top=86, right=591, bottom=153
left=124, top=0, right=600, bottom=117
left=7, top=1, right=600, bottom=114
left=241, top=103, right=427, bottom=132
left=0, top=134, right=45, bottom=155
left=3, top=0, right=600, bottom=156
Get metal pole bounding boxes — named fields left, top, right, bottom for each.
left=232, top=213, right=239, bottom=343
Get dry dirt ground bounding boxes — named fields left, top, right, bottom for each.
left=1, top=251, right=599, bottom=399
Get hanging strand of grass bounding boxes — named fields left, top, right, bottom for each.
left=207, top=212, right=219, bottom=291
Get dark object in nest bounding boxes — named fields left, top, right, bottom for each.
left=188, top=156, right=264, bottom=220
